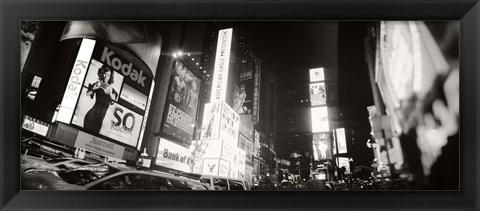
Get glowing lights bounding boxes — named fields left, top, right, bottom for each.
left=311, top=106, right=329, bottom=133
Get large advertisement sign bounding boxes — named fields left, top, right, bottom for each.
left=310, top=82, right=327, bottom=106
left=311, top=106, right=329, bottom=133
left=309, top=67, right=325, bottom=82
left=335, top=128, right=348, bottom=154
left=232, top=62, right=254, bottom=115
left=71, top=42, right=153, bottom=148
left=220, top=102, right=240, bottom=146
left=200, top=101, right=222, bottom=140
left=312, top=133, right=332, bottom=160
left=57, top=39, right=96, bottom=123
left=210, top=28, right=233, bottom=102
left=74, top=131, right=126, bottom=159
left=155, top=138, right=194, bottom=172
left=163, top=60, right=202, bottom=144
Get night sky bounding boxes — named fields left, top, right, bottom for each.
left=225, top=21, right=376, bottom=165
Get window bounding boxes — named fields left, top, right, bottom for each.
left=212, top=178, right=229, bottom=190
left=229, top=180, right=245, bottom=190
left=186, top=181, right=209, bottom=190
left=88, top=173, right=149, bottom=190
left=150, top=176, right=175, bottom=190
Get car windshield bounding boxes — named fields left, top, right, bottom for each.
left=57, top=164, right=120, bottom=185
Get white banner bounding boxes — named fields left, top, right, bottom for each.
left=57, top=39, right=96, bottom=123
left=210, top=28, right=233, bottom=102
left=336, top=128, right=348, bottom=154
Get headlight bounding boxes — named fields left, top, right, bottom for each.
left=36, top=183, right=50, bottom=190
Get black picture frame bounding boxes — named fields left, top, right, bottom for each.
left=1, top=0, right=479, bottom=210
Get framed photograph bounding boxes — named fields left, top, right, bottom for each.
left=1, top=0, right=479, bottom=210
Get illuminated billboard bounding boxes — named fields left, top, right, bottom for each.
left=156, top=138, right=194, bottom=172
left=200, top=101, right=222, bottom=140
left=312, top=133, right=332, bottom=160
left=231, top=61, right=255, bottom=115
left=202, top=158, right=230, bottom=177
left=309, top=82, right=327, bottom=106
left=220, top=102, right=240, bottom=146
left=309, top=67, right=325, bottom=82
left=200, top=101, right=239, bottom=145
left=202, top=139, right=234, bottom=161
left=337, top=157, right=351, bottom=173
left=74, top=131, right=126, bottom=159
left=57, top=38, right=96, bottom=123
left=311, top=106, right=329, bottom=133
left=22, top=115, right=50, bottom=136
left=70, top=42, right=154, bottom=148
left=162, top=60, right=202, bottom=144
left=210, top=28, right=233, bottom=102
left=335, top=128, right=348, bottom=154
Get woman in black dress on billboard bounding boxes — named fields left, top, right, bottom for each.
left=84, top=65, right=118, bottom=133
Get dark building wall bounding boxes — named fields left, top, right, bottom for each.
left=337, top=22, right=376, bottom=168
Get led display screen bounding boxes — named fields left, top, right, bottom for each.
left=310, top=82, right=327, bottom=106
left=311, top=106, right=329, bottom=133
left=309, top=67, right=325, bottom=82
left=312, top=133, right=332, bottom=160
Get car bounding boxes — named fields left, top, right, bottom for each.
left=279, top=180, right=295, bottom=190
left=21, top=155, right=95, bottom=172
left=178, top=172, right=250, bottom=190
left=21, top=163, right=213, bottom=191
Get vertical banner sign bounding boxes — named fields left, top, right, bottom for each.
left=309, top=67, right=325, bottom=82
left=57, top=38, right=96, bottom=123
left=210, top=28, right=233, bottom=102
left=137, top=81, right=155, bottom=150
left=335, top=128, right=348, bottom=154
left=253, top=64, right=261, bottom=122
left=309, top=82, right=327, bottom=106
left=232, top=61, right=254, bottom=115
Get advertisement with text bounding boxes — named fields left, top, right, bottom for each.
left=71, top=42, right=153, bottom=148
left=162, top=60, right=202, bottom=144
left=310, top=82, right=327, bottom=106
